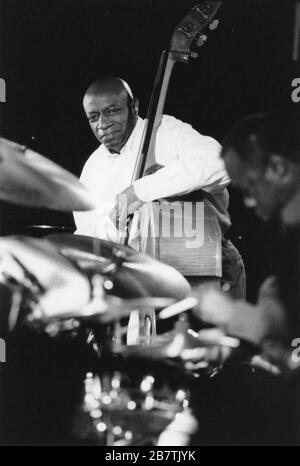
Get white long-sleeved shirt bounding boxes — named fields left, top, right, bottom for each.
left=74, top=115, right=231, bottom=241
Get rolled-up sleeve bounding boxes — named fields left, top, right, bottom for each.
left=133, top=118, right=230, bottom=202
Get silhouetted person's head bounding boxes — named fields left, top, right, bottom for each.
left=222, top=113, right=300, bottom=221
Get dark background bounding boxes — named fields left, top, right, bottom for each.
left=0, top=0, right=299, bottom=301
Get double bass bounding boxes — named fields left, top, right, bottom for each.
left=129, top=1, right=223, bottom=278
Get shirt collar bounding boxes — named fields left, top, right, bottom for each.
left=120, top=116, right=144, bottom=154
left=103, top=117, right=144, bottom=158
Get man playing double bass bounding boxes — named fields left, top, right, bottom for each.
left=74, top=77, right=245, bottom=299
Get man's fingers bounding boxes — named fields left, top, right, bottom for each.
left=127, top=199, right=143, bottom=215
left=109, top=207, right=118, bottom=226
left=110, top=188, right=142, bottom=231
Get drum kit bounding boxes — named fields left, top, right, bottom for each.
left=0, top=137, right=242, bottom=446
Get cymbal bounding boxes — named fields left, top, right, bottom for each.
left=43, top=296, right=175, bottom=324
left=27, top=225, right=75, bottom=233
left=0, top=236, right=91, bottom=324
left=27, top=225, right=75, bottom=238
left=46, top=234, right=191, bottom=300
left=0, top=137, right=95, bottom=211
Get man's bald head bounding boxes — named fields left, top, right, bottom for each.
left=83, top=77, right=139, bottom=152
left=84, top=77, right=134, bottom=103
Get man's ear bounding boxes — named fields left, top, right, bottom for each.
left=265, top=154, right=290, bottom=182
left=132, top=97, right=139, bottom=117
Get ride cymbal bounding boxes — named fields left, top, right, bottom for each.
left=46, top=234, right=191, bottom=300
left=0, top=137, right=95, bottom=211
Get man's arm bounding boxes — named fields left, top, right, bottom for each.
left=133, top=121, right=230, bottom=202
left=110, top=118, right=230, bottom=226
left=197, top=277, right=288, bottom=346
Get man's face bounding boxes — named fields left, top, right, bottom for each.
left=83, top=90, right=137, bottom=152
left=223, top=148, right=284, bottom=221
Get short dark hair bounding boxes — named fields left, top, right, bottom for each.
left=222, top=113, right=300, bottom=165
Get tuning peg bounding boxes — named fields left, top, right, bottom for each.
left=196, top=34, right=207, bottom=48
left=209, top=19, right=219, bottom=31
left=190, top=51, right=199, bottom=59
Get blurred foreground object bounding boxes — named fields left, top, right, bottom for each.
left=0, top=137, right=95, bottom=211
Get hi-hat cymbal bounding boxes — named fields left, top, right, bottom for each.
left=46, top=234, right=191, bottom=300
left=0, top=236, right=91, bottom=324
left=0, top=137, right=95, bottom=211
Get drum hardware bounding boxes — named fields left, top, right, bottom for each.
left=114, top=315, right=242, bottom=384
left=0, top=274, right=24, bottom=332
left=0, top=252, right=45, bottom=331
left=0, top=252, right=45, bottom=297
left=46, top=233, right=190, bottom=346
left=70, top=293, right=174, bottom=326
left=0, top=232, right=242, bottom=445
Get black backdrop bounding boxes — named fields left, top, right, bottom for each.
left=0, top=0, right=298, bottom=301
